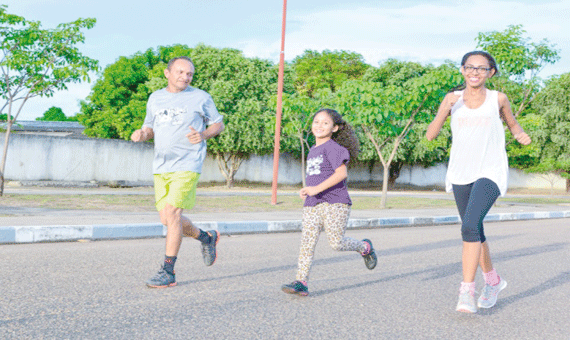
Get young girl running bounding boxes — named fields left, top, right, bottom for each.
left=426, top=51, right=531, bottom=313
left=281, top=108, right=377, bottom=296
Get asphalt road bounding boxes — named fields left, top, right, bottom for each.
left=1, top=219, right=569, bottom=339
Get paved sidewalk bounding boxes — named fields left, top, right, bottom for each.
left=1, top=185, right=569, bottom=244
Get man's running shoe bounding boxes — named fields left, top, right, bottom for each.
left=361, top=239, right=377, bottom=270
left=478, top=279, right=507, bottom=308
left=146, top=266, right=176, bottom=288
left=201, top=230, right=220, bottom=266
left=281, top=281, right=309, bottom=296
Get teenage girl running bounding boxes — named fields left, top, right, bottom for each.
left=282, top=108, right=378, bottom=296
left=426, top=51, right=531, bottom=313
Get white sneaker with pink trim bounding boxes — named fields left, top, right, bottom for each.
left=478, top=279, right=507, bottom=308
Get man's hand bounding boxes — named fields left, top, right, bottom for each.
left=131, top=127, right=153, bottom=142
left=131, top=129, right=145, bottom=142
left=186, top=126, right=203, bottom=144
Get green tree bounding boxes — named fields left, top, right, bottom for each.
left=338, top=63, right=461, bottom=208
left=0, top=5, right=98, bottom=195
left=293, top=49, right=369, bottom=97
left=78, top=48, right=159, bottom=139
left=188, top=45, right=282, bottom=187
left=476, top=24, right=559, bottom=117
left=476, top=25, right=560, bottom=174
left=362, top=59, right=443, bottom=185
left=526, top=73, right=570, bottom=192
left=36, top=106, right=67, bottom=121
left=362, top=58, right=428, bottom=86
left=79, top=44, right=282, bottom=188
left=278, top=89, right=335, bottom=185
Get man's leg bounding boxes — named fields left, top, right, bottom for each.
left=147, top=172, right=218, bottom=288
left=159, top=203, right=185, bottom=257
left=159, top=203, right=219, bottom=266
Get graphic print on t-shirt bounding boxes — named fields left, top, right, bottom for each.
left=306, top=155, right=324, bottom=176
left=155, top=107, right=186, bottom=126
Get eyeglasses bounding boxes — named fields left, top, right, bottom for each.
left=464, top=66, right=491, bottom=73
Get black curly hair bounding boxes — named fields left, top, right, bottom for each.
left=312, top=108, right=360, bottom=161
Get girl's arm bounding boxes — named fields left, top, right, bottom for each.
left=300, top=164, right=348, bottom=199
left=498, top=92, right=531, bottom=145
left=426, top=93, right=460, bottom=141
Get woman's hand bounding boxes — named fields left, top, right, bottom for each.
left=514, top=132, right=531, bottom=145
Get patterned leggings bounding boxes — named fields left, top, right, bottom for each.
left=296, top=202, right=366, bottom=282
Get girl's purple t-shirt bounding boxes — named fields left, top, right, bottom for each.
left=304, top=139, right=352, bottom=207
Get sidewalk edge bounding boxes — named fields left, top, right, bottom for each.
left=2, top=210, right=569, bottom=244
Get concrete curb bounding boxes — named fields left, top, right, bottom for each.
left=1, top=210, right=569, bottom=244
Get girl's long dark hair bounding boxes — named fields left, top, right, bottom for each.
left=450, top=50, right=499, bottom=92
left=313, top=108, right=360, bottom=161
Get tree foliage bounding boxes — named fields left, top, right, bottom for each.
left=293, top=49, right=369, bottom=97
left=476, top=24, right=559, bottom=117
left=526, top=73, right=570, bottom=191
left=78, top=49, right=159, bottom=139
left=36, top=106, right=76, bottom=121
left=475, top=25, right=560, bottom=173
left=277, top=89, right=335, bottom=185
left=79, top=44, right=284, bottom=187
left=337, top=63, right=462, bottom=207
left=0, top=5, right=98, bottom=195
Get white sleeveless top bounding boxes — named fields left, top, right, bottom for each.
left=445, top=89, right=508, bottom=196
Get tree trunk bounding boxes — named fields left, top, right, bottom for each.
left=215, top=153, right=244, bottom=188
left=0, top=120, right=14, bottom=196
left=299, top=135, right=306, bottom=187
left=381, top=163, right=389, bottom=209
left=566, top=177, right=570, bottom=193
left=388, top=162, right=403, bottom=189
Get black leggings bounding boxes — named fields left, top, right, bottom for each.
left=452, top=178, right=500, bottom=243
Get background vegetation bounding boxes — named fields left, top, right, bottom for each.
left=1, top=3, right=568, bottom=200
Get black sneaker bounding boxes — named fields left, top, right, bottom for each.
left=201, top=230, right=220, bottom=266
left=281, top=280, right=309, bottom=296
left=361, top=239, right=377, bottom=270
left=146, top=266, right=176, bottom=288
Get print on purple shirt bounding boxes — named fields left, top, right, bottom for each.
left=304, top=139, right=352, bottom=207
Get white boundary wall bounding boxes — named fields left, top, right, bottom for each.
left=1, top=133, right=566, bottom=189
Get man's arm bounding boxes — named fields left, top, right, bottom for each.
left=131, top=127, right=154, bottom=142
left=186, top=121, right=225, bottom=144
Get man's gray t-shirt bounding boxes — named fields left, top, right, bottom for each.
left=143, top=87, right=223, bottom=174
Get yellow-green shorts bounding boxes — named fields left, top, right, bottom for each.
left=153, top=171, right=200, bottom=212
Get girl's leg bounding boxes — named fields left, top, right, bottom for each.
left=454, top=178, right=500, bottom=283
left=461, top=242, right=482, bottom=283
left=322, top=203, right=366, bottom=253
left=479, top=241, right=493, bottom=273
left=295, top=206, right=324, bottom=283
left=478, top=241, right=506, bottom=308
left=453, top=182, right=479, bottom=284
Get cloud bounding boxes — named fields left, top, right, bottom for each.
left=8, top=0, right=569, bottom=118
left=238, top=0, right=570, bottom=73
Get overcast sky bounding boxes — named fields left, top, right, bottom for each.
left=4, top=0, right=569, bottom=120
